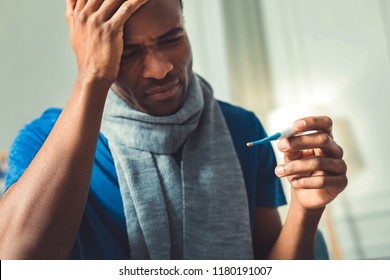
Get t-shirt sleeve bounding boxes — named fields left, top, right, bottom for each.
left=252, top=116, right=287, bottom=208
left=4, top=109, right=60, bottom=192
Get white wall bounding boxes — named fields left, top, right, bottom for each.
left=182, top=0, right=232, bottom=102
left=260, top=0, right=390, bottom=259
left=0, top=1, right=74, bottom=151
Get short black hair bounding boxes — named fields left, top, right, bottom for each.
left=179, top=0, right=183, bottom=9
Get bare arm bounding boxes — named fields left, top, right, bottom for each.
left=253, top=207, right=282, bottom=259
left=0, top=0, right=148, bottom=259
left=263, top=204, right=324, bottom=259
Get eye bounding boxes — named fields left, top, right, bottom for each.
left=122, top=48, right=142, bottom=61
left=162, top=36, right=183, bottom=46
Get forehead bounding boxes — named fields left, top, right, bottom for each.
left=123, top=0, right=183, bottom=43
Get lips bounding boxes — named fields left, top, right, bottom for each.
left=144, top=81, right=180, bottom=101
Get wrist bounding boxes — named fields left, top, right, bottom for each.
left=76, top=72, right=113, bottom=91
left=288, top=200, right=325, bottom=224
left=68, top=74, right=113, bottom=110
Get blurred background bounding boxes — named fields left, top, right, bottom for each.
left=1, top=0, right=390, bottom=259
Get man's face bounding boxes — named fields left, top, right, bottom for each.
left=112, top=0, right=193, bottom=116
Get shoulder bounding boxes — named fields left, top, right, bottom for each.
left=5, top=108, right=62, bottom=189
left=31, top=107, right=62, bottom=126
left=218, top=100, right=256, bottom=121
left=218, top=101, right=268, bottom=140
left=19, top=108, right=63, bottom=140
left=10, top=107, right=63, bottom=150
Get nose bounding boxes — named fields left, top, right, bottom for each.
left=142, top=49, right=173, bottom=80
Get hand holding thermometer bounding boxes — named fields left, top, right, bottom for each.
left=246, top=127, right=295, bottom=147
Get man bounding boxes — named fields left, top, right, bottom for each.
left=0, top=0, right=347, bottom=259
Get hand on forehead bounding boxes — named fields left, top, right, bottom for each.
left=122, top=0, right=184, bottom=42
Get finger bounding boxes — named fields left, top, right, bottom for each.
left=275, top=157, right=347, bottom=178
left=109, top=0, right=149, bottom=27
left=66, top=0, right=77, bottom=18
left=84, top=0, right=105, bottom=13
left=98, top=0, right=148, bottom=21
left=291, top=175, right=348, bottom=191
left=278, top=133, right=344, bottom=159
left=66, top=0, right=77, bottom=14
left=97, top=0, right=122, bottom=20
left=281, top=147, right=314, bottom=163
left=293, top=116, right=333, bottom=137
left=75, top=0, right=88, bottom=11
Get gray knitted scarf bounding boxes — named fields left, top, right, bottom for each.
left=101, top=74, right=253, bottom=260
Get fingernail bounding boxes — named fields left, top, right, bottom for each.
left=294, top=120, right=306, bottom=130
left=291, top=179, right=298, bottom=187
left=278, top=139, right=289, bottom=151
left=275, top=166, right=284, bottom=176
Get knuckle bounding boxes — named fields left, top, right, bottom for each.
left=310, top=158, right=322, bottom=170
left=124, top=1, right=134, bottom=9
left=65, top=15, right=72, bottom=26
left=336, top=176, right=348, bottom=193
left=78, top=11, right=88, bottom=23
left=65, top=12, right=72, bottom=20
left=339, top=159, right=348, bottom=174
left=338, top=145, right=344, bottom=158
left=89, top=14, right=100, bottom=26
left=324, top=116, right=333, bottom=128
left=317, top=176, right=327, bottom=187
left=286, top=162, right=294, bottom=173
left=318, top=133, right=330, bottom=146
left=123, top=1, right=137, bottom=12
left=102, top=22, right=114, bottom=35
left=343, top=176, right=349, bottom=188
left=296, top=177, right=304, bottom=188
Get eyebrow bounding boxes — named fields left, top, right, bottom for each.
left=158, top=27, right=184, bottom=40
left=124, top=27, right=184, bottom=49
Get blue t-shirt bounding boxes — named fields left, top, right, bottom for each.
left=5, top=101, right=286, bottom=259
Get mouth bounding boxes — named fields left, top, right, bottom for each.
left=144, top=81, right=181, bottom=101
